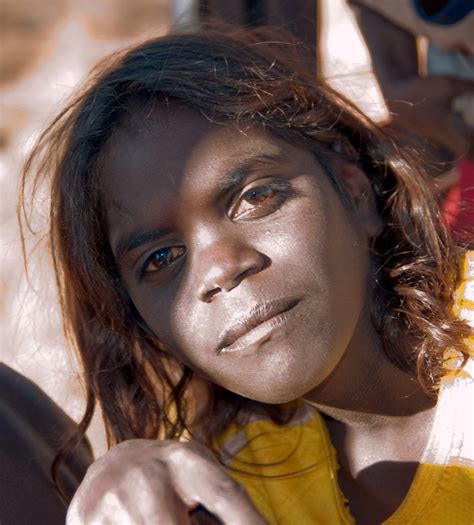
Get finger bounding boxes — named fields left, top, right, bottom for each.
left=119, top=463, right=193, bottom=525
left=68, top=460, right=193, bottom=525
left=165, top=442, right=267, bottom=525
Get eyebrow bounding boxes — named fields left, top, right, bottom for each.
left=214, top=152, right=288, bottom=201
left=113, top=152, right=288, bottom=262
left=114, top=227, right=172, bottom=263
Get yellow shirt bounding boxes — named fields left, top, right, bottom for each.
left=216, top=402, right=473, bottom=524
left=216, top=253, right=474, bottom=524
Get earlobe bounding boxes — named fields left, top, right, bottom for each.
left=337, top=161, right=383, bottom=239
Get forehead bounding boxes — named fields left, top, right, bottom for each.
left=99, top=105, right=316, bottom=221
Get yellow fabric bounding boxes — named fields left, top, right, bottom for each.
left=216, top=407, right=355, bottom=524
left=453, top=251, right=474, bottom=352
left=215, top=252, right=474, bottom=524
left=384, top=465, right=474, bottom=525
left=216, top=408, right=474, bottom=525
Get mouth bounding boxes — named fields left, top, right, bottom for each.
left=216, top=298, right=300, bottom=354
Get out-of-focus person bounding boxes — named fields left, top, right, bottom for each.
left=349, top=0, right=474, bottom=240
left=0, top=363, right=93, bottom=525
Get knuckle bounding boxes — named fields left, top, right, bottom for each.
left=126, top=462, right=167, bottom=490
left=167, top=440, right=218, bottom=471
left=165, top=442, right=193, bottom=465
left=156, top=439, right=186, bottom=460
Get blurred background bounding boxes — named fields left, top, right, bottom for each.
left=0, top=0, right=397, bottom=456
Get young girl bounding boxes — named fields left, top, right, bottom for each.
left=20, top=25, right=473, bottom=525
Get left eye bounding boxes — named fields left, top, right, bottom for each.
left=230, top=182, right=292, bottom=220
left=140, top=245, right=186, bottom=277
left=245, top=186, right=277, bottom=204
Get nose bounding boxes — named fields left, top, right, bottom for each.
left=196, top=240, right=268, bottom=303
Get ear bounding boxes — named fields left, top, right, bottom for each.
left=336, top=160, right=383, bottom=239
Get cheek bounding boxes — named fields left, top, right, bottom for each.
left=125, top=278, right=189, bottom=358
left=269, top=190, right=334, bottom=286
left=278, top=185, right=370, bottom=356
left=132, top=283, right=218, bottom=376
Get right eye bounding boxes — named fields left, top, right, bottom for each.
left=140, top=246, right=186, bottom=278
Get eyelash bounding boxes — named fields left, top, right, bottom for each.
left=140, top=245, right=186, bottom=279
left=229, top=180, right=294, bottom=220
left=138, top=180, right=294, bottom=279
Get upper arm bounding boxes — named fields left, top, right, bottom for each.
left=0, top=364, right=93, bottom=525
left=348, top=2, right=419, bottom=93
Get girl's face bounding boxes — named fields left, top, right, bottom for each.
left=101, top=106, right=376, bottom=403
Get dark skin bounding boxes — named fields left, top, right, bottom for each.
left=105, top=108, right=376, bottom=402
left=68, top=106, right=436, bottom=524
left=0, top=363, right=93, bottom=525
left=310, top=359, right=435, bottom=523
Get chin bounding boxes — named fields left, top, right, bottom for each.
left=229, top=376, right=321, bottom=405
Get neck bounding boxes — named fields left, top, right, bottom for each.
left=302, top=311, right=436, bottom=431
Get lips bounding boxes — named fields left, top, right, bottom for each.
left=216, top=298, right=299, bottom=354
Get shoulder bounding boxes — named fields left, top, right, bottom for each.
left=0, top=364, right=93, bottom=525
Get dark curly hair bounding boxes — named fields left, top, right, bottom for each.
left=19, top=23, right=472, bottom=497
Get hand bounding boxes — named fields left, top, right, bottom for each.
left=349, top=2, right=474, bottom=159
left=67, top=439, right=267, bottom=525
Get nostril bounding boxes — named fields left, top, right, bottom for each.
left=234, top=267, right=258, bottom=283
left=197, top=249, right=269, bottom=303
left=201, top=286, right=221, bottom=303
left=201, top=270, right=251, bottom=302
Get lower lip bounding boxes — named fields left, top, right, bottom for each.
left=219, top=303, right=298, bottom=354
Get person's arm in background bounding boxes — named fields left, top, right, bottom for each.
left=0, top=363, right=93, bottom=525
left=349, top=1, right=474, bottom=161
